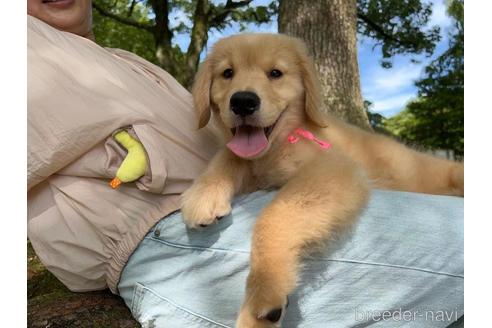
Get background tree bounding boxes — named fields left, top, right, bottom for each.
left=93, top=0, right=276, bottom=87
left=384, top=0, right=464, bottom=159
left=93, top=1, right=157, bottom=63
left=365, top=100, right=390, bottom=134
left=278, top=0, right=441, bottom=130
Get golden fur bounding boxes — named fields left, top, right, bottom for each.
left=180, top=33, right=464, bottom=327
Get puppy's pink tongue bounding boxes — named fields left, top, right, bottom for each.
left=227, top=126, right=268, bottom=159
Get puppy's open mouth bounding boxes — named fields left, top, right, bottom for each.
left=227, top=123, right=276, bottom=159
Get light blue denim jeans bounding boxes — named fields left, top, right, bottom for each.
left=118, top=190, right=464, bottom=327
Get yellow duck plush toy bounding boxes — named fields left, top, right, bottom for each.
left=109, top=130, right=148, bottom=189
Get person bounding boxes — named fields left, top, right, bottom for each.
left=27, top=1, right=464, bottom=327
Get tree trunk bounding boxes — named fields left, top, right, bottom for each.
left=278, top=0, right=372, bottom=130
left=184, top=0, right=210, bottom=89
left=150, top=0, right=180, bottom=81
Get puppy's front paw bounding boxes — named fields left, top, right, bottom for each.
left=237, top=301, right=288, bottom=328
left=180, top=182, right=232, bottom=228
left=236, top=272, right=290, bottom=328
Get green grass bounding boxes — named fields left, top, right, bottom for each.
left=28, top=241, right=139, bottom=328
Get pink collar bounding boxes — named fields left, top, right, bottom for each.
left=287, top=128, right=332, bottom=150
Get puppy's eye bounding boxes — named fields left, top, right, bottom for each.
left=222, top=68, right=234, bottom=79
left=269, top=69, right=283, bottom=79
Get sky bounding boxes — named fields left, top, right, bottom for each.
left=170, top=0, right=453, bottom=118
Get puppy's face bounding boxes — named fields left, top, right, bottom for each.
left=193, top=34, right=328, bottom=159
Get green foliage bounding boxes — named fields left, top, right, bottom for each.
left=364, top=100, right=391, bottom=134
left=93, top=1, right=158, bottom=65
left=213, top=1, right=278, bottom=31
left=92, top=0, right=277, bottom=86
left=384, top=0, right=463, bottom=159
left=357, top=0, right=441, bottom=68
left=93, top=0, right=446, bottom=82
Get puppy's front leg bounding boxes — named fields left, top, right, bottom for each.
left=181, top=149, right=248, bottom=228
left=237, top=153, right=370, bottom=327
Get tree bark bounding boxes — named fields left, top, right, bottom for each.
left=149, top=0, right=176, bottom=77
left=278, top=0, right=372, bottom=130
left=184, top=0, right=210, bottom=88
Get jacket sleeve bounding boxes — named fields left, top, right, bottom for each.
left=27, top=16, right=140, bottom=190
left=27, top=15, right=220, bottom=193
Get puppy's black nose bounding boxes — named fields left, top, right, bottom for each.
left=230, top=91, right=260, bottom=117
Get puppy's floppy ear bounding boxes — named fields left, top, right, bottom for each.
left=192, top=59, right=213, bottom=129
left=297, top=42, right=329, bottom=127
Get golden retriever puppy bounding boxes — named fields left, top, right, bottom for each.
left=180, top=33, right=464, bottom=327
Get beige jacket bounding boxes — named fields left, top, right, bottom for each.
left=27, top=16, right=219, bottom=293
